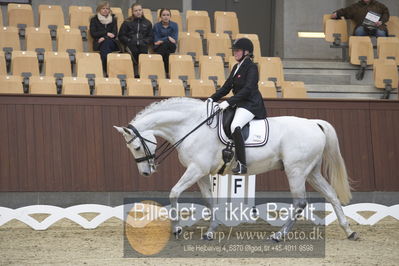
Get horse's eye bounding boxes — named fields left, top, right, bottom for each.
left=134, top=146, right=141, bottom=151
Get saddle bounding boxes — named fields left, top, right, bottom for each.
left=218, top=107, right=269, bottom=147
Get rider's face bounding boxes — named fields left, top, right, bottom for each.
left=233, top=49, right=244, bottom=61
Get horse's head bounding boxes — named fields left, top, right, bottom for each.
left=114, top=125, right=157, bottom=176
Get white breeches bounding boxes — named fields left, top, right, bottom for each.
left=230, top=108, right=255, bottom=133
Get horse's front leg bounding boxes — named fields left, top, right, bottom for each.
left=169, top=164, right=206, bottom=235
left=197, top=175, right=221, bottom=240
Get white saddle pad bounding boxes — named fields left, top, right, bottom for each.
left=218, top=114, right=269, bottom=147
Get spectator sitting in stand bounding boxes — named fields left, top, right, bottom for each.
left=118, top=3, right=153, bottom=77
left=331, top=0, right=389, bottom=37
left=90, top=1, right=119, bottom=73
left=153, top=8, right=178, bottom=77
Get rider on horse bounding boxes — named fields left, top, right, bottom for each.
left=208, top=38, right=267, bottom=175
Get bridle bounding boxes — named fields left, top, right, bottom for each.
left=126, top=124, right=157, bottom=166
left=124, top=106, right=222, bottom=169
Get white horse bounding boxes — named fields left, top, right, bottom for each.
left=114, top=97, right=359, bottom=241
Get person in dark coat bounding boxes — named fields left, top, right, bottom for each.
left=153, top=8, right=178, bottom=75
left=89, top=1, right=119, bottom=72
left=331, top=0, right=390, bottom=37
left=208, top=38, right=267, bottom=175
left=118, top=3, right=153, bottom=77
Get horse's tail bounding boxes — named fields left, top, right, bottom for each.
left=316, top=120, right=352, bottom=205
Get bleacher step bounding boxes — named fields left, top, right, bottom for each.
left=284, top=70, right=374, bottom=85
left=282, top=60, right=364, bottom=70
left=305, top=84, right=397, bottom=100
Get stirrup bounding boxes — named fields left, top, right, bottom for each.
left=232, top=161, right=247, bottom=175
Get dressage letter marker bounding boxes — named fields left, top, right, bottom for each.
left=210, top=174, right=256, bottom=206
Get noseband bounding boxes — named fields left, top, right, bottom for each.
left=126, top=124, right=156, bottom=164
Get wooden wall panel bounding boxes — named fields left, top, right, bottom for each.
left=370, top=102, right=399, bottom=191
left=0, top=96, right=398, bottom=192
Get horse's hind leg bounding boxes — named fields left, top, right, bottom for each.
left=272, top=167, right=308, bottom=242
left=308, top=165, right=358, bottom=240
left=197, top=175, right=221, bottom=240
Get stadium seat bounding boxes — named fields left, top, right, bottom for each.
left=206, top=33, right=231, bottom=62
left=178, top=32, right=203, bottom=61
left=128, top=8, right=153, bottom=23
left=387, top=16, right=399, bottom=37
left=26, top=27, right=53, bottom=52
left=57, top=28, right=84, bottom=53
left=186, top=11, right=211, bottom=37
left=258, top=81, right=277, bottom=98
left=324, top=17, right=349, bottom=46
left=7, top=4, right=34, bottom=28
left=76, top=52, right=103, bottom=78
left=235, top=33, right=261, bottom=62
left=0, top=75, right=23, bottom=94
left=0, top=26, right=20, bottom=51
left=258, top=57, right=285, bottom=87
left=127, top=78, right=154, bottom=96
left=69, top=6, right=93, bottom=30
left=0, top=51, right=6, bottom=75
left=95, top=77, right=122, bottom=96
left=214, top=11, right=239, bottom=39
left=107, top=53, right=134, bottom=78
left=0, top=7, right=2, bottom=26
left=169, top=55, right=196, bottom=82
left=30, top=76, right=57, bottom=95
left=87, top=29, right=94, bottom=52
left=199, top=55, right=225, bottom=87
left=349, top=36, right=374, bottom=81
left=44, top=51, right=72, bottom=77
left=377, top=37, right=399, bottom=65
left=186, top=10, right=208, bottom=17
left=139, top=54, right=165, bottom=80
left=11, top=51, right=40, bottom=76
left=144, top=8, right=154, bottom=23
left=39, top=5, right=65, bottom=29
left=281, top=81, right=307, bottom=98
left=373, top=59, right=398, bottom=98
left=62, top=77, right=90, bottom=95
left=158, top=79, right=185, bottom=97
left=349, top=37, right=374, bottom=64
left=111, top=7, right=124, bottom=30
left=189, top=79, right=215, bottom=97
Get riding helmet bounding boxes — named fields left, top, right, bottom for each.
left=231, top=38, right=254, bottom=54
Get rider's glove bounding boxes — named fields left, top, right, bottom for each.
left=206, top=98, right=213, bottom=103
left=218, top=101, right=229, bottom=110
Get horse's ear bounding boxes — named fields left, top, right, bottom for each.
left=113, top=126, right=132, bottom=135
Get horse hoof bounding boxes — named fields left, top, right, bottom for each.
left=173, top=228, right=182, bottom=236
left=202, top=234, right=214, bottom=241
left=348, top=232, right=359, bottom=241
left=270, top=237, right=280, bottom=243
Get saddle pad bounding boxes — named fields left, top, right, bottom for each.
left=218, top=113, right=269, bottom=147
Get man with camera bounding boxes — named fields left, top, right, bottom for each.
left=331, top=0, right=390, bottom=37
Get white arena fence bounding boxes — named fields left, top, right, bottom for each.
left=0, top=203, right=398, bottom=231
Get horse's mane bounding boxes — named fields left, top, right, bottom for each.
left=131, top=97, right=204, bottom=123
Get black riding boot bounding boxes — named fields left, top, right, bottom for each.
left=232, top=127, right=247, bottom=174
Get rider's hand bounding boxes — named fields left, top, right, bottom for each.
left=206, top=98, right=213, bottom=103
left=219, top=101, right=229, bottom=110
